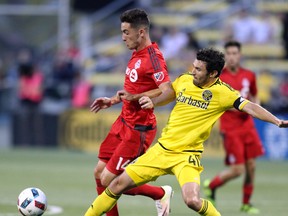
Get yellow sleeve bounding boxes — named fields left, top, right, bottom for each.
left=235, top=97, right=250, bottom=110
left=219, top=87, right=249, bottom=110
left=172, top=72, right=190, bottom=90
left=172, top=77, right=179, bottom=91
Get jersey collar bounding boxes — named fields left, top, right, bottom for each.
left=193, top=77, right=220, bottom=89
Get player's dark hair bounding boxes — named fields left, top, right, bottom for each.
left=196, top=48, right=225, bottom=77
left=224, top=40, right=241, bottom=51
left=120, top=8, right=150, bottom=30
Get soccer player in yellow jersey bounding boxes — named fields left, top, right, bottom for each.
left=84, top=48, right=288, bottom=216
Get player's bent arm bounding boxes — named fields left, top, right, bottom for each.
left=140, top=88, right=162, bottom=99
left=153, top=81, right=175, bottom=106
left=242, top=102, right=288, bottom=128
left=139, top=82, right=175, bottom=109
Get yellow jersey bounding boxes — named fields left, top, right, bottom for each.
left=157, top=73, right=249, bottom=152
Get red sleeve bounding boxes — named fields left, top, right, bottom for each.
left=147, top=46, right=170, bottom=86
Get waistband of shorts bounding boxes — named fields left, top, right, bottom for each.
left=121, top=117, right=156, bottom=132
left=158, top=142, right=203, bottom=153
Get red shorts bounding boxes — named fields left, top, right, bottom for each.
left=98, top=116, right=157, bottom=175
left=223, top=127, right=264, bottom=165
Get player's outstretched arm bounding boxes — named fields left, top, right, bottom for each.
left=242, top=101, right=288, bottom=128
left=90, top=95, right=121, bottom=113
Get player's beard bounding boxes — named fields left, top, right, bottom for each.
left=193, top=73, right=210, bottom=87
left=229, top=65, right=238, bottom=73
left=230, top=65, right=236, bottom=71
left=227, top=60, right=239, bottom=72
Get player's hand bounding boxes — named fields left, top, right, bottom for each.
left=139, top=96, right=154, bottom=109
left=90, top=97, right=112, bottom=113
left=117, top=90, right=134, bottom=101
left=278, top=120, right=288, bottom=128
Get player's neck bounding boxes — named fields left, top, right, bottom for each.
left=201, top=78, right=218, bottom=88
left=135, top=38, right=152, bottom=52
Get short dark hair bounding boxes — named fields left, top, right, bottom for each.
left=196, top=48, right=225, bottom=77
left=120, top=8, right=150, bottom=29
left=224, top=40, right=241, bottom=51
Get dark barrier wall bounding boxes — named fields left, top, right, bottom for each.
left=12, top=112, right=58, bottom=147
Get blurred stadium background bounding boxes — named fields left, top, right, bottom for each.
left=0, top=0, right=288, bottom=215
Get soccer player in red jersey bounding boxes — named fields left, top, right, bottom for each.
left=204, top=41, right=264, bottom=214
left=89, top=8, right=174, bottom=216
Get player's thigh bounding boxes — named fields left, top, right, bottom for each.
left=98, top=116, right=123, bottom=162
left=172, top=153, right=203, bottom=187
left=106, top=126, right=156, bottom=175
left=223, top=131, right=245, bottom=165
left=119, top=125, right=157, bottom=157
left=125, top=145, right=169, bottom=186
left=244, top=129, right=265, bottom=160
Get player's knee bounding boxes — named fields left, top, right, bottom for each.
left=246, top=159, right=256, bottom=170
left=231, top=165, right=245, bottom=177
left=94, top=167, right=112, bottom=187
left=94, top=166, right=102, bottom=179
left=100, top=170, right=117, bottom=187
left=100, top=176, right=112, bottom=187
left=183, top=195, right=201, bottom=211
left=94, top=161, right=107, bottom=179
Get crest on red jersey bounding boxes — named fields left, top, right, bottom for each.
left=135, top=59, right=141, bottom=69
left=154, top=72, right=164, bottom=82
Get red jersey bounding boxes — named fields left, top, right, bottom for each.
left=220, top=67, right=257, bottom=132
left=121, top=42, right=170, bottom=126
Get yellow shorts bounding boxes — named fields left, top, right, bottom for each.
left=125, top=143, right=204, bottom=187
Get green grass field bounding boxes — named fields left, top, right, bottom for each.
left=1, top=148, right=288, bottom=216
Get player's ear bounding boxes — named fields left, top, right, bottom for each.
left=210, top=70, right=218, bottom=78
left=139, top=28, right=145, bottom=37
